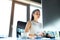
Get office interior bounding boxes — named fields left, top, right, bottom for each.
left=0, top=0, right=60, bottom=40
left=10, top=0, right=60, bottom=39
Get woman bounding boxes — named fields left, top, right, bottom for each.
left=25, top=9, right=43, bottom=38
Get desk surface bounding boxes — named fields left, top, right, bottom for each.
left=0, top=37, right=60, bottom=40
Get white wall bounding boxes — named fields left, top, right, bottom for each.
left=0, top=0, right=12, bottom=37
left=44, top=18, right=60, bottom=31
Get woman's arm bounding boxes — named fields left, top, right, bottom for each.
left=25, top=21, right=31, bottom=32
left=25, top=21, right=36, bottom=38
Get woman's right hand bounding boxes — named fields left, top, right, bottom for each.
left=29, top=34, right=36, bottom=39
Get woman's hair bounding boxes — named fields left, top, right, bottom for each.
left=31, top=9, right=40, bottom=21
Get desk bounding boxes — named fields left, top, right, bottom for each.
left=0, top=37, right=60, bottom=40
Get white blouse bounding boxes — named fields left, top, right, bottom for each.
left=29, top=21, right=43, bottom=35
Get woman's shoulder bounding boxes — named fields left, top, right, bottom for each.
left=39, top=22, right=42, bottom=24
left=39, top=22, right=42, bottom=25
left=27, top=20, right=31, bottom=23
left=27, top=20, right=32, bottom=24
left=39, top=22, right=43, bottom=27
left=38, top=22, right=42, bottom=25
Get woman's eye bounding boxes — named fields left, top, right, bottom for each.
left=36, top=14, right=40, bottom=15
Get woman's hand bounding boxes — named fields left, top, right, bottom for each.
left=29, top=34, right=36, bottom=38
left=39, top=32, right=45, bottom=37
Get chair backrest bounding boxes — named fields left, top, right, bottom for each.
left=17, top=21, right=27, bottom=29
left=17, top=21, right=27, bottom=37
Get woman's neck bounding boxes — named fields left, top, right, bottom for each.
left=33, top=19, right=38, bottom=23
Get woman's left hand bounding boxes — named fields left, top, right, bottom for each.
left=39, top=32, right=44, bottom=37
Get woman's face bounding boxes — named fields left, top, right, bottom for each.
left=33, top=11, right=40, bottom=20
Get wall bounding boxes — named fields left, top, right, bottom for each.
left=42, top=0, right=60, bottom=31
left=0, top=0, right=12, bottom=37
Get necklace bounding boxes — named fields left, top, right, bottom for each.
left=33, top=20, right=38, bottom=23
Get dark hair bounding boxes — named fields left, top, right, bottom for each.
left=31, top=9, right=40, bottom=21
